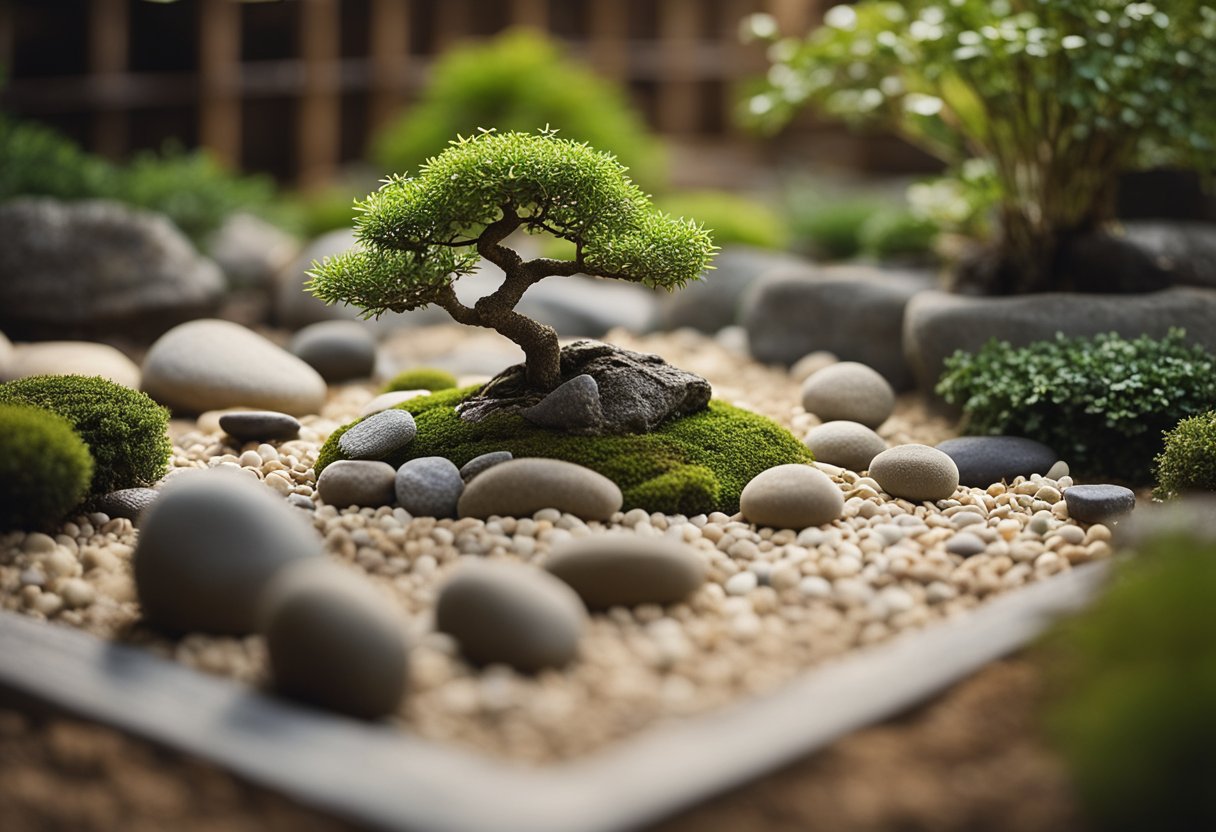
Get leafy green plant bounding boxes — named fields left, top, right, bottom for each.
left=0, top=403, right=94, bottom=530
left=857, top=208, right=938, bottom=260
left=0, top=115, right=115, bottom=202
left=786, top=192, right=887, bottom=260
left=308, top=129, right=715, bottom=392
left=1154, top=411, right=1216, bottom=500
left=1043, top=529, right=1216, bottom=831
left=382, top=367, right=458, bottom=394
left=371, top=29, right=664, bottom=190
left=746, top=1, right=1216, bottom=293
left=937, top=330, right=1216, bottom=482
left=0, top=375, right=172, bottom=495
left=655, top=191, right=790, bottom=251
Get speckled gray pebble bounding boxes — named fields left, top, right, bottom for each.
left=740, top=464, right=844, bottom=529
left=95, top=487, right=159, bottom=524
left=459, top=451, right=513, bottom=482
left=316, top=460, right=397, bottom=508
left=458, top=458, right=623, bottom=521
left=395, top=457, right=464, bottom=518
left=945, top=531, right=987, bottom=557
left=869, top=444, right=960, bottom=502
left=1064, top=484, right=1136, bottom=525
left=436, top=560, right=586, bottom=672
left=545, top=533, right=706, bottom=609
left=338, top=409, right=416, bottom=460
left=260, top=561, right=409, bottom=719
left=804, top=420, right=887, bottom=472
left=800, top=361, right=895, bottom=429
left=218, top=410, right=301, bottom=442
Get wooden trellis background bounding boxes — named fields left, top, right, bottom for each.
left=0, top=0, right=839, bottom=187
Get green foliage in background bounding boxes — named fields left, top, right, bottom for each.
left=746, top=1, right=1216, bottom=291
left=654, top=191, right=790, bottom=251
left=1154, top=411, right=1216, bottom=500
left=786, top=191, right=886, bottom=260
left=0, top=375, right=172, bottom=495
left=0, top=115, right=115, bottom=201
left=0, top=403, right=94, bottom=531
left=937, top=330, right=1216, bottom=483
left=1043, top=529, right=1216, bottom=831
left=382, top=367, right=458, bottom=394
left=857, top=208, right=938, bottom=260
left=371, top=29, right=664, bottom=189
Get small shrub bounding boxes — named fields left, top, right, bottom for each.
left=937, top=330, right=1216, bottom=483
left=0, top=404, right=94, bottom=530
left=1154, top=411, right=1216, bottom=500
left=857, top=208, right=938, bottom=260
left=382, top=367, right=458, bottom=394
left=0, top=375, right=172, bottom=494
left=655, top=191, right=790, bottom=251
left=371, top=29, right=664, bottom=189
left=0, top=115, right=115, bottom=202
left=787, top=193, right=886, bottom=260
left=1043, top=530, right=1216, bottom=831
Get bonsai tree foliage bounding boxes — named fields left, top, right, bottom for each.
left=745, top=1, right=1216, bottom=294
left=307, top=129, right=715, bottom=392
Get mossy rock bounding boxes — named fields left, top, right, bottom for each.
left=317, top=388, right=813, bottom=515
left=0, top=403, right=95, bottom=530
left=382, top=367, right=458, bottom=394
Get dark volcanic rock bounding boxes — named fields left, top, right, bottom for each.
left=521, top=374, right=604, bottom=431
left=936, top=436, right=1059, bottom=488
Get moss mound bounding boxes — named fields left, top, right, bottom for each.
left=382, top=367, right=459, bottom=394
left=0, top=404, right=95, bottom=530
left=317, top=388, right=813, bottom=515
left=0, top=375, right=171, bottom=495
left=1154, top=411, right=1216, bottom=500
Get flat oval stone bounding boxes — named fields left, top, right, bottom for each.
left=95, top=487, right=159, bottom=524
left=436, top=560, right=586, bottom=672
left=800, top=361, right=895, bottom=429
left=219, top=410, right=301, bottom=442
left=316, top=459, right=396, bottom=508
left=132, top=470, right=322, bottom=634
left=457, top=458, right=623, bottom=521
left=3, top=341, right=140, bottom=388
left=870, top=444, right=960, bottom=502
left=740, top=464, right=844, bottom=529
left=260, top=560, right=409, bottom=719
left=935, top=436, right=1058, bottom=487
left=544, top=533, right=706, bottom=609
left=459, top=451, right=513, bottom=483
left=945, top=531, right=987, bottom=557
left=1064, top=484, right=1136, bottom=525
left=338, top=408, right=417, bottom=460
left=395, top=457, right=463, bottom=518
left=804, top=420, right=887, bottom=472
left=288, top=320, right=376, bottom=383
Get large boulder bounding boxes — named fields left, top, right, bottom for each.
left=657, top=245, right=809, bottom=333
left=206, top=212, right=300, bottom=290
left=1123, top=221, right=1216, bottom=291
left=742, top=263, right=936, bottom=391
left=0, top=198, right=225, bottom=341
left=904, top=286, right=1216, bottom=394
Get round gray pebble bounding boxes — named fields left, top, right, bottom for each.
left=739, top=464, right=844, bottom=530
left=945, top=531, right=987, bottom=557
left=219, top=410, right=301, bottom=442
left=800, top=361, right=895, bottom=429
left=338, top=409, right=417, bottom=460
left=316, top=460, right=397, bottom=508
left=95, top=487, right=159, bottom=524
left=870, top=444, right=960, bottom=502
left=804, top=420, right=887, bottom=472
left=459, top=451, right=514, bottom=482
left=1063, top=484, right=1136, bottom=525
left=288, top=320, right=377, bottom=383
left=457, top=458, right=623, bottom=521
left=545, top=533, right=706, bottom=609
left=395, top=456, right=464, bottom=518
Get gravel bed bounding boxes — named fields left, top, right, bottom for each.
left=0, top=329, right=1113, bottom=764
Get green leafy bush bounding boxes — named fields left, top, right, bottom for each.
left=370, top=29, right=664, bottom=189
left=316, top=388, right=813, bottom=515
left=1043, top=529, right=1216, bottom=831
left=0, top=404, right=94, bottom=530
left=0, top=375, right=172, bottom=495
left=0, top=116, right=115, bottom=202
left=655, top=191, right=789, bottom=251
left=382, top=367, right=458, bottom=393
left=937, top=330, right=1216, bottom=482
left=1154, top=411, right=1216, bottom=500
left=746, top=1, right=1216, bottom=293
left=786, top=192, right=886, bottom=260
left=857, top=208, right=938, bottom=260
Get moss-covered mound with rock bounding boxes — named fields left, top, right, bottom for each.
left=382, top=367, right=458, bottom=394
left=0, top=375, right=171, bottom=494
left=317, top=388, right=813, bottom=515
left=0, top=403, right=94, bottom=530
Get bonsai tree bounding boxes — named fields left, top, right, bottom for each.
left=307, top=129, right=715, bottom=392
left=744, top=0, right=1216, bottom=294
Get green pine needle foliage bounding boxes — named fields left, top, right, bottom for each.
left=1154, top=411, right=1216, bottom=500
left=315, top=388, right=814, bottom=515
left=0, top=404, right=94, bottom=531
left=382, top=367, right=459, bottom=394
left=371, top=29, right=664, bottom=190
left=0, top=375, right=172, bottom=495
left=937, top=330, right=1216, bottom=483
left=309, top=129, right=716, bottom=319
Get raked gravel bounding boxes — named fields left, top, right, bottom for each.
left=0, top=327, right=1113, bottom=764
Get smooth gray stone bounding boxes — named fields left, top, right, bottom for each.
left=316, top=460, right=397, bottom=508
left=457, top=458, right=623, bottom=521
left=219, top=410, right=302, bottom=442
left=260, top=561, right=409, bottom=720
left=945, top=532, right=987, bottom=557
left=395, top=457, right=463, bottom=518
left=545, top=534, right=706, bottom=609
left=658, top=245, right=808, bottom=333
left=800, top=362, right=896, bottom=429
left=459, top=451, right=513, bottom=483
left=521, top=374, right=604, bottom=431
left=870, top=445, right=960, bottom=502
left=804, top=421, right=887, bottom=472
left=0, top=198, right=224, bottom=341
left=338, top=409, right=417, bottom=460
left=436, top=560, right=586, bottom=672
left=132, top=470, right=322, bottom=634
left=1064, top=484, right=1137, bottom=525
left=289, top=320, right=377, bottom=383
left=94, top=488, right=159, bottom=524
left=206, top=212, right=299, bottom=290
left=286, top=494, right=316, bottom=511
left=1124, top=221, right=1216, bottom=290
left=936, top=436, right=1059, bottom=488
left=740, top=465, right=844, bottom=530
left=2, top=341, right=141, bottom=388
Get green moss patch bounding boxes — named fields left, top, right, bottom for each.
left=382, top=367, right=458, bottom=394
left=317, top=388, right=813, bottom=515
left=0, top=403, right=94, bottom=530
